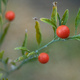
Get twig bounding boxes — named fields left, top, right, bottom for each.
left=1, top=37, right=73, bottom=79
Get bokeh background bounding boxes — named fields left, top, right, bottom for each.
left=1, top=0, right=80, bottom=80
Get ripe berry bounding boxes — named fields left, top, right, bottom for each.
left=5, top=11, right=15, bottom=21
left=38, top=53, right=49, bottom=64
left=56, top=25, right=70, bottom=39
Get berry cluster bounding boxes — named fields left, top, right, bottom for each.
left=4, top=3, right=70, bottom=64
left=38, top=25, right=70, bottom=64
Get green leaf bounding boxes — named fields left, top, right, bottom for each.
left=0, top=14, right=3, bottom=38
left=0, top=68, right=5, bottom=72
left=2, top=0, right=8, bottom=5
left=27, top=51, right=35, bottom=57
left=57, top=13, right=61, bottom=26
left=4, top=57, right=9, bottom=64
left=40, top=18, right=57, bottom=28
left=14, top=55, right=27, bottom=62
left=61, top=9, right=69, bottom=25
left=35, top=21, right=42, bottom=45
left=14, top=51, right=36, bottom=62
left=51, top=2, right=57, bottom=28
left=0, top=73, right=3, bottom=79
left=0, top=23, right=10, bottom=45
left=0, top=14, right=3, bottom=25
left=2, top=78, right=7, bottom=80
left=10, top=62, right=16, bottom=66
left=15, top=47, right=30, bottom=53
left=22, top=30, right=27, bottom=55
left=0, top=51, right=4, bottom=59
left=75, top=8, right=80, bottom=34
left=51, top=2, right=57, bottom=39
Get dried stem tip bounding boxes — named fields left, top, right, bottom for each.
left=33, top=17, right=38, bottom=20
left=25, top=29, right=27, bottom=33
left=53, top=2, right=57, bottom=7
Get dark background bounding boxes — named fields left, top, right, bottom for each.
left=1, top=0, right=80, bottom=80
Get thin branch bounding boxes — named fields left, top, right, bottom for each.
left=3, top=56, right=37, bottom=79
left=1, top=37, right=74, bottom=79
left=35, top=38, right=72, bottom=53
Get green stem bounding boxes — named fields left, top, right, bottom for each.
left=1, top=60, right=8, bottom=72
left=3, top=56, right=37, bottom=79
left=35, top=39, right=59, bottom=52
left=54, top=29, right=57, bottom=39
left=35, top=38, right=73, bottom=53
left=2, top=37, right=73, bottom=79
left=52, top=27, right=57, bottom=39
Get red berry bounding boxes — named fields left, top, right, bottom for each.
left=5, top=11, right=15, bottom=21
left=38, top=53, right=49, bottom=64
left=56, top=25, right=70, bottom=39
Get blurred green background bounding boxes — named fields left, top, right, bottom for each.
left=1, top=0, right=80, bottom=80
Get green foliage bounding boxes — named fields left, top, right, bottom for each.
left=0, top=23, right=10, bottom=45
left=15, top=47, right=30, bottom=53
left=57, top=13, right=61, bottom=25
left=75, top=8, right=80, bottom=34
left=0, top=14, right=3, bottom=37
left=35, top=21, right=42, bottom=45
left=14, top=55, right=28, bottom=62
left=22, top=30, right=28, bottom=55
left=61, top=9, right=69, bottom=25
left=51, top=2, right=57, bottom=38
left=2, top=0, right=8, bottom=5
left=2, top=78, right=8, bottom=80
left=40, top=3, right=57, bottom=39
left=4, top=57, right=9, bottom=64
left=0, top=68, right=5, bottom=72
left=51, top=2, right=57, bottom=27
left=27, top=51, right=36, bottom=57
left=1, top=1, right=80, bottom=79
left=14, top=51, right=37, bottom=62
left=0, top=51, right=4, bottom=59
left=10, top=62, right=16, bottom=66
left=0, top=73, right=3, bottom=79
left=40, top=18, right=57, bottom=28
left=0, top=14, right=3, bottom=25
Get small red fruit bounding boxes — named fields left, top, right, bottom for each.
left=56, top=25, right=70, bottom=39
left=5, top=11, right=15, bottom=21
left=38, top=53, right=49, bottom=64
